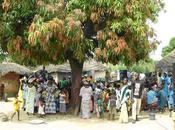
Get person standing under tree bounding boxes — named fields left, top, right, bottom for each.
left=79, top=80, right=93, bottom=119
left=59, top=90, right=67, bottom=114
left=108, top=89, right=117, bottom=120
left=119, top=78, right=130, bottom=123
left=11, top=94, right=21, bottom=121
left=131, top=73, right=144, bottom=123
left=96, top=95, right=104, bottom=118
left=26, top=79, right=36, bottom=115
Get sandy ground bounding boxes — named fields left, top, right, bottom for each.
left=0, top=101, right=174, bottom=130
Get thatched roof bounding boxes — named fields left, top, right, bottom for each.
left=0, top=62, right=31, bottom=76
left=156, top=49, right=175, bottom=71
left=35, top=60, right=107, bottom=73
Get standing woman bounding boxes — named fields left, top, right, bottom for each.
left=26, top=78, right=36, bottom=115
left=119, top=78, right=130, bottom=123
left=79, top=81, right=93, bottom=119
left=45, top=79, right=56, bottom=114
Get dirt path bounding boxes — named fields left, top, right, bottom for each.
left=0, top=101, right=173, bottom=130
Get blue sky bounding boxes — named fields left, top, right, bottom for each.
left=150, top=0, right=175, bottom=60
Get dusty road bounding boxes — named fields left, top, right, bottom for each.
left=0, top=101, right=173, bottom=130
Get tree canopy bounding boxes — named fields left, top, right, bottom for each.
left=0, top=0, right=164, bottom=66
left=0, top=0, right=164, bottom=114
left=162, top=37, right=175, bottom=57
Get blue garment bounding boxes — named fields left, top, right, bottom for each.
left=158, top=90, right=166, bottom=109
left=169, top=90, right=174, bottom=105
left=163, top=77, right=170, bottom=97
left=147, top=90, right=157, bottom=105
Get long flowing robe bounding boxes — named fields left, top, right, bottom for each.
left=45, top=86, right=56, bottom=114
left=79, top=86, right=93, bottom=119
left=119, top=85, right=130, bottom=123
left=158, top=89, right=166, bottom=110
left=26, top=85, right=36, bottom=114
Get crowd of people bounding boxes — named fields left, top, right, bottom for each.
left=11, top=66, right=71, bottom=121
left=11, top=68, right=174, bottom=124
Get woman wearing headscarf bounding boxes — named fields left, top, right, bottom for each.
left=26, top=78, right=36, bottom=115
left=79, top=81, right=93, bottom=119
left=119, top=78, right=130, bottom=123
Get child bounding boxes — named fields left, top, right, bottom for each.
left=59, top=90, right=66, bottom=114
left=108, top=89, right=117, bottom=120
left=38, top=97, right=45, bottom=118
left=96, top=95, right=104, bottom=118
left=11, top=95, right=21, bottom=121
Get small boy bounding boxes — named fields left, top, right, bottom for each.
left=11, top=95, right=21, bottom=121
left=38, top=97, right=45, bottom=118
left=96, top=95, right=104, bottom=118
left=108, top=89, right=117, bottom=120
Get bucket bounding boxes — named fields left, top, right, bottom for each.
left=149, top=112, right=156, bottom=120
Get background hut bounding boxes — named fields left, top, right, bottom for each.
left=35, top=60, right=107, bottom=83
left=156, top=49, right=175, bottom=72
left=0, top=62, right=31, bottom=97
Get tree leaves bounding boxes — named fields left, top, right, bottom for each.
left=0, top=0, right=164, bottom=67
left=162, top=37, right=175, bottom=57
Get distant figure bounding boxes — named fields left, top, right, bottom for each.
left=158, top=80, right=166, bottom=112
left=11, top=94, right=21, bottom=121
left=79, top=81, right=93, bottom=119
left=147, top=86, right=158, bottom=111
left=38, top=97, right=45, bottom=118
left=131, top=73, right=144, bottom=123
left=96, top=95, right=104, bottom=118
left=26, top=82, right=36, bottom=115
left=59, top=90, right=67, bottom=114
left=108, top=89, right=117, bottom=120
left=119, top=78, right=130, bottom=123
left=40, top=66, right=48, bottom=81
left=168, top=73, right=174, bottom=117
left=60, top=77, right=67, bottom=90
left=0, top=84, right=5, bottom=101
left=93, top=84, right=102, bottom=113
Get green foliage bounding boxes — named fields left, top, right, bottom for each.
left=162, top=37, right=175, bottom=57
left=130, top=59, right=155, bottom=73
left=107, top=59, right=155, bottom=73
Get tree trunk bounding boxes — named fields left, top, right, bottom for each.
left=69, top=58, right=83, bottom=115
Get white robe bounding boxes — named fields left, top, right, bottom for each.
left=79, top=86, right=93, bottom=119
left=26, top=86, right=36, bottom=114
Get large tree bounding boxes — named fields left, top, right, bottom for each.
left=0, top=0, right=163, bottom=114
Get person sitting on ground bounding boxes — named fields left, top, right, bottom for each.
left=147, top=85, right=158, bottom=111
